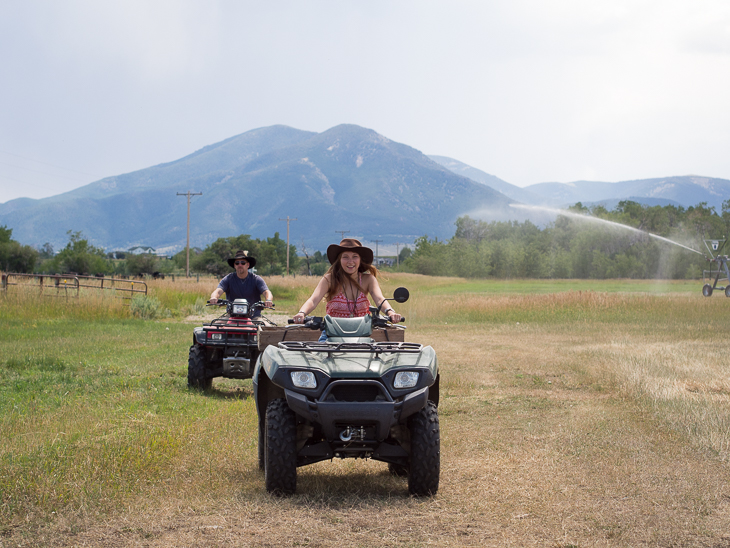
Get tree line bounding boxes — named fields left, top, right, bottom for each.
left=1, top=200, right=728, bottom=280
left=0, top=230, right=298, bottom=278
left=399, top=201, right=728, bottom=279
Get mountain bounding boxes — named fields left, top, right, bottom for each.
left=523, top=176, right=730, bottom=211
left=432, top=156, right=730, bottom=211
left=429, top=155, right=545, bottom=205
left=0, top=125, right=514, bottom=252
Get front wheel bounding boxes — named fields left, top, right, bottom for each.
left=408, top=400, right=440, bottom=496
left=265, top=399, right=297, bottom=495
left=188, top=345, right=212, bottom=389
left=725, top=286, right=730, bottom=298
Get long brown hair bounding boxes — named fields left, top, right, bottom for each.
left=325, top=251, right=378, bottom=302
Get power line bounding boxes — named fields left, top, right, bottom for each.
left=279, top=216, right=298, bottom=275
left=0, top=174, right=64, bottom=190
left=335, top=230, right=350, bottom=240
left=177, top=191, right=202, bottom=277
left=0, top=150, right=104, bottom=178
left=373, top=239, right=383, bottom=266
left=0, top=160, right=95, bottom=183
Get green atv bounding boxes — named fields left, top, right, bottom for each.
left=253, top=288, right=440, bottom=496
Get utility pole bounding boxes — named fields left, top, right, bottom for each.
left=395, top=242, right=401, bottom=267
left=373, top=239, right=383, bottom=267
left=278, top=216, right=297, bottom=275
left=177, top=191, right=202, bottom=277
left=335, top=230, right=350, bottom=241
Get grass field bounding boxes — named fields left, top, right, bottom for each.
left=2, top=274, right=730, bottom=546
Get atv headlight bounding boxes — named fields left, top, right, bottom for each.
left=232, top=303, right=249, bottom=315
left=291, top=371, right=317, bottom=389
left=394, top=371, right=419, bottom=389
left=208, top=332, right=223, bottom=340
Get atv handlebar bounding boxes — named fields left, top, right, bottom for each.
left=287, top=315, right=405, bottom=328
left=207, top=299, right=274, bottom=309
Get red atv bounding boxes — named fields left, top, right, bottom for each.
left=188, top=299, right=275, bottom=389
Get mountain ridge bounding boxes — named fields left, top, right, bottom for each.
left=0, top=125, right=512, bottom=252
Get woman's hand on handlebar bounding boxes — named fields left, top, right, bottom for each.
left=293, top=312, right=306, bottom=324
left=387, top=310, right=402, bottom=323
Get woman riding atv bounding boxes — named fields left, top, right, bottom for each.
left=292, top=239, right=402, bottom=326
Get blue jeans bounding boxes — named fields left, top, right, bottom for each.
left=318, top=330, right=327, bottom=342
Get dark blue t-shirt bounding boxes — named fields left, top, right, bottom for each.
left=217, top=273, right=269, bottom=317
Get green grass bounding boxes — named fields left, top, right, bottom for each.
left=418, top=278, right=700, bottom=295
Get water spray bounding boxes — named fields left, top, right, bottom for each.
left=509, top=204, right=705, bottom=256
left=509, top=203, right=730, bottom=298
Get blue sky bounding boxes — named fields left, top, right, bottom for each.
left=1, top=0, right=729, bottom=202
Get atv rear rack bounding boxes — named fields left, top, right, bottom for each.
left=277, top=341, right=423, bottom=354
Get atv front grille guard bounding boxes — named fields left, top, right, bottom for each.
left=277, top=341, right=423, bottom=354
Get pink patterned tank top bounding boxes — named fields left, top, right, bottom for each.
left=326, top=274, right=370, bottom=318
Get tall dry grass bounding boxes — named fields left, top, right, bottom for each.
left=584, top=336, right=730, bottom=459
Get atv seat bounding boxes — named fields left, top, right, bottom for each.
left=324, top=315, right=372, bottom=342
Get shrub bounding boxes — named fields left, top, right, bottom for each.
left=129, top=294, right=167, bottom=320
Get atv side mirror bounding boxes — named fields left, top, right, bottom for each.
left=393, top=287, right=409, bottom=303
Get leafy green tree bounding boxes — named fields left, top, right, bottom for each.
left=125, top=252, right=159, bottom=276
left=190, top=233, right=298, bottom=277
left=0, top=225, right=39, bottom=273
left=38, top=243, right=54, bottom=259
left=45, top=231, right=109, bottom=275
left=402, top=203, right=714, bottom=280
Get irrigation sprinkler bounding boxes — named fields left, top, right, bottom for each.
left=702, top=239, right=730, bottom=297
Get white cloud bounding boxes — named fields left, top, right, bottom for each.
left=0, top=0, right=729, bottom=203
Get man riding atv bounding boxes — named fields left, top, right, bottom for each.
left=210, top=250, right=273, bottom=315
left=188, top=250, right=274, bottom=389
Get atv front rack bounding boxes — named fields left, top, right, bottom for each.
left=206, top=317, right=268, bottom=328
left=277, top=341, right=423, bottom=354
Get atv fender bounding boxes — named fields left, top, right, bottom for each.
left=253, top=366, right=285, bottom=424
left=400, top=386, right=429, bottom=420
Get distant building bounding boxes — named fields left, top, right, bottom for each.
left=128, top=245, right=156, bottom=255
left=376, top=257, right=395, bottom=267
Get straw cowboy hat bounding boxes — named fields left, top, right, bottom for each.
left=326, top=238, right=374, bottom=265
left=227, top=250, right=257, bottom=268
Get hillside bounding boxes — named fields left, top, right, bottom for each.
left=432, top=157, right=730, bottom=211
left=0, top=125, right=514, bottom=252
left=523, top=176, right=730, bottom=211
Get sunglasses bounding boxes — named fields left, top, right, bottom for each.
left=234, top=260, right=248, bottom=265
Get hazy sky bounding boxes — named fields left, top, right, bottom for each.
left=1, top=0, right=729, bottom=203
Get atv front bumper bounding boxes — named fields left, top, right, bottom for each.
left=284, top=380, right=429, bottom=441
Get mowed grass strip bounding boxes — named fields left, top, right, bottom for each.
left=1, top=277, right=730, bottom=546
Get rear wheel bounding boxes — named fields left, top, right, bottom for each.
left=725, top=286, right=730, bottom=298
left=265, top=399, right=297, bottom=495
left=408, top=401, right=440, bottom=496
left=188, top=345, right=212, bottom=389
